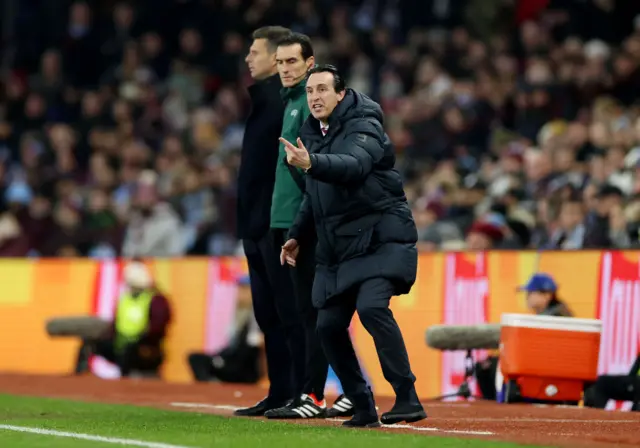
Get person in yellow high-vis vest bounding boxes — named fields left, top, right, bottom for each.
left=75, top=262, right=172, bottom=377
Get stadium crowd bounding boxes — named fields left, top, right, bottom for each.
left=1, top=0, right=640, bottom=257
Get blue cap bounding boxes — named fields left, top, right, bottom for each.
left=518, top=273, right=557, bottom=293
left=484, top=212, right=508, bottom=228
left=5, top=182, right=32, bottom=205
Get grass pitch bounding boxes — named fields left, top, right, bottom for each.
left=0, top=394, right=533, bottom=447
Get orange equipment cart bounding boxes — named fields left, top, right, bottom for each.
left=499, top=313, right=602, bottom=403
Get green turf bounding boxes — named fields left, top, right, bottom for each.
left=0, top=394, right=536, bottom=448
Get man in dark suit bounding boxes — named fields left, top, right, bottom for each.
left=234, top=26, right=303, bottom=417
left=279, top=65, right=426, bottom=427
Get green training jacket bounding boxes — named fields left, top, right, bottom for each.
left=270, top=79, right=310, bottom=229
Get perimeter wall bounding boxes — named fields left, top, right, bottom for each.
left=1, top=251, right=638, bottom=408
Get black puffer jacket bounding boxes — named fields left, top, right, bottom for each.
left=289, top=89, right=417, bottom=307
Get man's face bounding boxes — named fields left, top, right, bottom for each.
left=559, top=201, right=583, bottom=230
left=55, top=204, right=80, bottom=229
left=524, top=151, right=550, bottom=182
left=501, top=155, right=522, bottom=174
left=412, top=208, right=431, bottom=229
left=466, top=231, right=492, bottom=251
left=306, top=71, right=345, bottom=122
left=30, top=196, right=51, bottom=218
left=135, top=185, right=158, bottom=210
left=276, top=44, right=314, bottom=87
left=526, top=291, right=551, bottom=313
left=245, top=38, right=276, bottom=80
left=89, top=189, right=108, bottom=212
left=596, top=193, right=622, bottom=216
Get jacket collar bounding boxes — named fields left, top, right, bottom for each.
left=307, top=89, right=356, bottom=133
left=302, top=92, right=353, bottom=141
left=302, top=115, right=343, bottom=152
left=281, top=78, right=307, bottom=102
left=247, top=73, right=281, bottom=101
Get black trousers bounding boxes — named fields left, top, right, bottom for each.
left=187, top=349, right=260, bottom=384
left=243, top=234, right=305, bottom=402
left=475, top=356, right=499, bottom=400
left=77, top=338, right=162, bottom=377
left=188, top=320, right=261, bottom=383
left=316, top=277, right=419, bottom=413
left=584, top=375, right=640, bottom=409
left=272, top=228, right=329, bottom=400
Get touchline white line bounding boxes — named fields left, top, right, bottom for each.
left=325, top=418, right=494, bottom=436
left=169, top=402, right=494, bottom=436
left=0, top=425, right=195, bottom=448
left=437, top=417, right=639, bottom=423
left=171, top=402, right=242, bottom=411
left=170, top=403, right=639, bottom=427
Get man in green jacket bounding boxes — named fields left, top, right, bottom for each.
left=265, top=33, right=352, bottom=420
left=270, top=36, right=312, bottom=230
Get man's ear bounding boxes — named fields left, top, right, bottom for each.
left=268, top=53, right=277, bottom=69
left=306, top=56, right=315, bottom=70
left=337, top=90, right=346, bottom=101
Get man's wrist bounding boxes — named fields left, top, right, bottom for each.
left=304, top=154, right=313, bottom=172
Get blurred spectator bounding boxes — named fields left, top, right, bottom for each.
left=172, top=166, right=216, bottom=255
left=121, top=170, right=184, bottom=257
left=475, top=272, right=574, bottom=401
left=466, top=221, right=504, bottom=251
left=0, top=209, right=29, bottom=256
left=583, top=184, right=630, bottom=248
left=2, top=1, right=640, bottom=256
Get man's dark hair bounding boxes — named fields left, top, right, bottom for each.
left=307, top=64, right=346, bottom=93
left=252, top=26, right=292, bottom=53
left=565, top=190, right=583, bottom=204
left=276, top=32, right=314, bottom=60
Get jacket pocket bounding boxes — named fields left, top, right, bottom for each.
left=375, top=206, right=418, bottom=244
left=332, top=213, right=381, bottom=263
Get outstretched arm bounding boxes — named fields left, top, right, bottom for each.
left=307, top=131, right=384, bottom=184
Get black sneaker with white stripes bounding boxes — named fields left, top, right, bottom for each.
left=326, top=394, right=355, bottom=417
left=264, top=394, right=327, bottom=419
left=233, top=397, right=290, bottom=417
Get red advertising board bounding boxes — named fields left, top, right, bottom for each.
left=596, top=252, right=640, bottom=410
left=441, top=253, right=490, bottom=398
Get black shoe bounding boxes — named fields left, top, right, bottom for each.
left=342, top=413, right=381, bottom=428
left=234, top=397, right=288, bottom=417
left=327, top=394, right=355, bottom=418
left=381, top=403, right=427, bottom=425
left=264, top=394, right=327, bottom=419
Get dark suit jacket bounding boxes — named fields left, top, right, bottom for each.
left=236, top=74, right=284, bottom=240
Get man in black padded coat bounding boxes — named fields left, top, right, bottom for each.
left=279, top=64, right=427, bottom=428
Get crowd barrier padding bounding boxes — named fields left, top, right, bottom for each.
left=0, top=251, right=638, bottom=406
